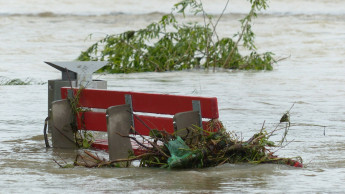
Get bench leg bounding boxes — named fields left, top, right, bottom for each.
left=106, top=104, right=133, bottom=161
left=51, top=99, right=76, bottom=148
left=173, top=111, right=202, bottom=143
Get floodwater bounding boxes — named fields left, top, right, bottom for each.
left=1, top=0, right=345, bottom=193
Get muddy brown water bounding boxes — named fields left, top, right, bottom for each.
left=1, top=0, right=345, bottom=193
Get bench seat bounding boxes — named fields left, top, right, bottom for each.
left=51, top=87, right=220, bottom=160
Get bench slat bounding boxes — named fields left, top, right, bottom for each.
left=76, top=112, right=107, bottom=132
left=76, top=112, right=174, bottom=135
left=77, top=111, right=215, bottom=135
left=92, top=139, right=147, bottom=156
left=61, top=88, right=219, bottom=119
left=133, top=115, right=174, bottom=135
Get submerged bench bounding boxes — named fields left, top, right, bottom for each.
left=51, top=87, right=220, bottom=160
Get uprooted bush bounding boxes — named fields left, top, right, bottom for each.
left=77, top=0, right=276, bottom=73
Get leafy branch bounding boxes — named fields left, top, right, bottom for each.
left=78, top=0, right=275, bottom=73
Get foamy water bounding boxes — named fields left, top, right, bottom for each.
left=1, top=0, right=345, bottom=193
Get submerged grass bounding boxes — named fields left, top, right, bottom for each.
left=0, top=77, right=45, bottom=85
left=0, top=78, right=32, bottom=85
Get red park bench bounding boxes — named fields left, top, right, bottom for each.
left=51, top=87, right=220, bottom=161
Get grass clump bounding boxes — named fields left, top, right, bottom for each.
left=0, top=77, right=33, bottom=85
left=0, top=77, right=45, bottom=86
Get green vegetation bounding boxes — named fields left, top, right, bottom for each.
left=68, top=87, right=95, bottom=149
left=0, top=77, right=34, bottom=85
left=78, top=0, right=275, bottom=73
left=134, top=120, right=302, bottom=169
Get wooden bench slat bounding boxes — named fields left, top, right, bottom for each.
left=77, top=111, right=215, bottom=135
left=133, top=115, right=174, bottom=135
left=77, top=112, right=107, bottom=132
left=92, top=139, right=147, bottom=156
left=76, top=112, right=174, bottom=135
left=131, top=92, right=219, bottom=119
left=61, top=88, right=219, bottom=119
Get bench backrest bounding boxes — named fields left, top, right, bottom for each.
left=61, top=87, right=219, bottom=136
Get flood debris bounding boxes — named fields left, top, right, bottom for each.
left=56, top=117, right=303, bottom=169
